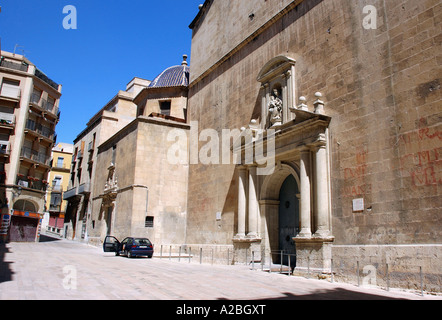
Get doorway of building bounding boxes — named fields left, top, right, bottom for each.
left=9, top=216, right=39, bottom=242
left=278, top=175, right=299, bottom=267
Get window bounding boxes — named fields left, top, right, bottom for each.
left=160, top=101, right=171, bottom=116
left=31, top=88, right=42, bottom=104
left=1, top=79, right=20, bottom=99
left=46, top=96, right=56, bottom=112
left=57, top=157, right=64, bottom=168
left=145, top=216, right=154, bottom=228
left=52, top=177, right=62, bottom=192
left=112, top=145, right=117, bottom=164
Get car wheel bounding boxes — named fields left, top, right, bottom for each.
left=127, top=250, right=132, bottom=258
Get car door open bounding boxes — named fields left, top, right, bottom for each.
left=103, top=236, right=120, bottom=253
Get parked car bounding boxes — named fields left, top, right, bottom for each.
left=103, top=236, right=154, bottom=258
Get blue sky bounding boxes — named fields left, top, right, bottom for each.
left=0, top=0, right=203, bottom=143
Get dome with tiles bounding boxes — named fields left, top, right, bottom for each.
left=148, top=55, right=190, bottom=88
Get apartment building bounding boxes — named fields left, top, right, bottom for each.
left=43, top=142, right=74, bottom=237
left=63, top=77, right=150, bottom=241
left=0, top=51, right=62, bottom=243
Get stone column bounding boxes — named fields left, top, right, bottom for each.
left=298, top=148, right=312, bottom=238
left=247, top=165, right=258, bottom=239
left=236, top=166, right=247, bottom=239
left=314, top=142, right=330, bottom=238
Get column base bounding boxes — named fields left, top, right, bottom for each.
left=313, top=228, right=331, bottom=239
left=293, top=236, right=334, bottom=278
left=232, top=237, right=262, bottom=265
left=297, top=228, right=312, bottom=239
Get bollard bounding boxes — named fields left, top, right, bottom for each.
left=280, top=251, right=283, bottom=274
left=307, top=256, right=310, bottom=279
left=357, top=261, right=360, bottom=287
left=420, top=266, right=424, bottom=297
left=200, top=248, right=203, bottom=265
left=269, top=253, right=272, bottom=273
left=288, top=255, right=291, bottom=276
left=169, top=246, right=172, bottom=261
left=252, top=251, right=255, bottom=270
left=179, top=246, right=182, bottom=262
left=189, top=247, right=192, bottom=264
left=386, top=264, right=390, bottom=291
left=160, top=245, right=163, bottom=258
left=261, top=250, right=264, bottom=271
left=331, top=259, right=334, bottom=283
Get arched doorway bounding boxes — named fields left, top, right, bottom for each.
left=278, top=175, right=299, bottom=266
left=260, top=162, right=300, bottom=267
left=10, top=200, right=40, bottom=242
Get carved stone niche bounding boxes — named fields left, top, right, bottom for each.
left=257, top=56, right=296, bottom=129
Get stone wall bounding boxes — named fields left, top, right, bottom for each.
left=89, top=117, right=190, bottom=245
left=187, top=0, right=441, bottom=290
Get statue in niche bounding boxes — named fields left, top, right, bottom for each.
left=268, top=88, right=283, bottom=127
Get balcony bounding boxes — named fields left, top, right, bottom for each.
left=0, top=113, right=15, bottom=129
left=16, top=176, right=48, bottom=192
left=63, top=186, right=78, bottom=200
left=25, top=119, right=56, bottom=141
left=34, top=68, right=59, bottom=90
left=49, top=193, right=63, bottom=212
left=0, top=58, right=28, bottom=72
left=29, top=95, right=59, bottom=118
left=20, top=147, right=51, bottom=167
left=78, top=182, right=91, bottom=195
left=0, top=142, right=11, bottom=158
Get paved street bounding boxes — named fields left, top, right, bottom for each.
left=0, top=236, right=439, bottom=301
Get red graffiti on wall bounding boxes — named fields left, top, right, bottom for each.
left=401, top=148, right=442, bottom=187
left=341, top=149, right=372, bottom=198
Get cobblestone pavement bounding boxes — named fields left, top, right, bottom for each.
left=0, top=236, right=440, bottom=301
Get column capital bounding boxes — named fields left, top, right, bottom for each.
left=237, top=165, right=249, bottom=172
left=310, top=133, right=327, bottom=149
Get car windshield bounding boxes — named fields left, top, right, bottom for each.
left=134, top=239, right=151, bottom=246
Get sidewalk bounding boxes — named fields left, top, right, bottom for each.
left=0, top=238, right=440, bottom=300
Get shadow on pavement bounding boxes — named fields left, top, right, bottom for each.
left=0, top=242, right=14, bottom=284
left=217, top=288, right=408, bottom=301
left=259, top=289, right=408, bottom=300
left=39, top=234, right=62, bottom=243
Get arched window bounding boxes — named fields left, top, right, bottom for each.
left=13, top=200, right=37, bottom=213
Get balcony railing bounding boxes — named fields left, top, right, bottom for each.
left=25, top=119, right=56, bottom=140
left=49, top=193, right=63, bottom=212
left=0, top=143, right=10, bottom=156
left=0, top=59, right=28, bottom=72
left=20, top=147, right=51, bottom=166
left=78, top=182, right=91, bottom=195
left=0, top=113, right=15, bottom=126
left=63, top=186, right=78, bottom=200
left=34, top=68, right=59, bottom=90
left=29, top=94, right=59, bottom=116
left=16, top=176, right=47, bottom=192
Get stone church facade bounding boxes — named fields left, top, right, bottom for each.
left=185, top=0, right=441, bottom=291
left=69, top=0, right=440, bottom=292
